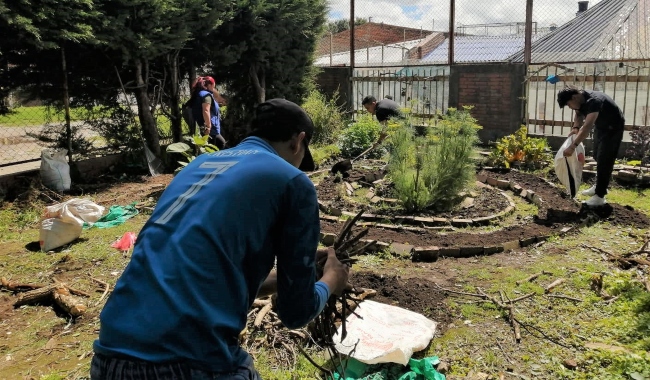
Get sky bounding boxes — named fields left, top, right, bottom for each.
left=327, top=0, right=604, bottom=33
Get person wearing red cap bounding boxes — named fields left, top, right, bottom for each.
left=91, top=98, right=349, bottom=380
left=189, top=76, right=227, bottom=149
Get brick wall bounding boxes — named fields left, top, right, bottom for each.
left=407, top=33, right=445, bottom=59
left=448, top=63, right=526, bottom=143
left=315, top=67, right=351, bottom=110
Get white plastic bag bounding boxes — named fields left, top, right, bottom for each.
left=333, top=300, right=437, bottom=365
left=39, top=218, right=83, bottom=252
left=39, top=198, right=104, bottom=251
left=40, top=149, right=71, bottom=192
left=43, top=198, right=105, bottom=227
left=555, top=136, right=585, bottom=198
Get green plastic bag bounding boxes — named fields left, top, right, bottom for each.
left=398, top=357, right=445, bottom=380
left=332, top=357, right=445, bottom=380
left=84, top=203, right=139, bottom=229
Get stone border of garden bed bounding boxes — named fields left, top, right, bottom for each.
left=317, top=179, right=521, bottom=228
left=317, top=171, right=579, bottom=262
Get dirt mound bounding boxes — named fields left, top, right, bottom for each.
left=351, top=272, right=454, bottom=329
left=582, top=203, right=650, bottom=228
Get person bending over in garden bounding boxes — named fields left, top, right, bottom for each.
left=91, top=98, right=350, bottom=380
left=558, top=86, right=624, bottom=207
left=362, top=95, right=404, bottom=147
left=188, top=76, right=227, bottom=149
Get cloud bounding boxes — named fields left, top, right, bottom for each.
left=328, top=0, right=604, bottom=32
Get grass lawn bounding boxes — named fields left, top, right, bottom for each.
left=0, top=106, right=93, bottom=128
left=0, top=167, right=649, bottom=379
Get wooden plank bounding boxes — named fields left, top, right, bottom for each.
left=527, top=119, right=645, bottom=131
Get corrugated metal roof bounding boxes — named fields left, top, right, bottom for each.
left=510, top=0, right=648, bottom=62
left=314, top=39, right=425, bottom=67
left=421, top=35, right=539, bottom=64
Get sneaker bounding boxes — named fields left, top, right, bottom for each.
left=584, top=195, right=606, bottom=207
left=581, top=185, right=596, bottom=196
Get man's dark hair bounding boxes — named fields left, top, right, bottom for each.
left=384, top=95, right=393, bottom=100
left=362, top=95, right=376, bottom=105
left=557, top=85, right=582, bottom=108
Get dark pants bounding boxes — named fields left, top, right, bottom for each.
left=209, top=134, right=226, bottom=150
left=91, top=353, right=261, bottom=380
left=594, top=128, right=624, bottom=198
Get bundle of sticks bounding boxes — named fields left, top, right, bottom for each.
left=306, top=209, right=377, bottom=377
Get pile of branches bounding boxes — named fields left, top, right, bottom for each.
left=305, top=210, right=377, bottom=378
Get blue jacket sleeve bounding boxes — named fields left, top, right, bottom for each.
left=275, top=174, right=330, bottom=329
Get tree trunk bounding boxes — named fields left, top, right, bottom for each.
left=189, top=66, right=197, bottom=88
left=169, top=53, right=182, bottom=142
left=250, top=64, right=266, bottom=104
left=61, top=46, right=73, bottom=163
left=134, top=58, right=161, bottom=157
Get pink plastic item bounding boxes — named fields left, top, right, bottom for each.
left=111, top=232, right=137, bottom=251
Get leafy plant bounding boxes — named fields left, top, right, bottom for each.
left=337, top=114, right=383, bottom=158
left=311, top=144, right=341, bottom=166
left=387, top=107, right=480, bottom=212
left=627, top=126, right=650, bottom=164
left=302, top=90, right=346, bottom=145
left=166, top=134, right=219, bottom=174
left=487, top=126, right=551, bottom=169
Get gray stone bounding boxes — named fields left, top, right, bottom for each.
left=438, top=247, right=461, bottom=257
left=451, top=218, right=472, bottom=227
left=496, top=179, right=510, bottom=190
left=486, top=177, right=498, bottom=186
left=390, top=243, right=415, bottom=258
left=321, top=233, right=337, bottom=246
left=329, top=207, right=343, bottom=217
left=484, top=245, right=504, bottom=255
left=476, top=174, right=488, bottom=183
left=412, top=246, right=439, bottom=262
left=460, top=197, right=475, bottom=209
left=502, top=240, right=520, bottom=251
left=459, top=246, right=484, bottom=256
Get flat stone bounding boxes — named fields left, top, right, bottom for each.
left=520, top=189, right=528, bottom=198
left=319, top=215, right=340, bottom=222
left=525, top=190, right=536, bottom=201
left=375, top=241, right=391, bottom=250
left=563, top=359, right=578, bottom=370
left=496, top=179, right=510, bottom=190
left=472, top=215, right=497, bottom=225
left=476, top=174, right=488, bottom=183
left=469, top=191, right=479, bottom=198
left=344, top=182, right=354, bottom=193
left=372, top=179, right=385, bottom=185
left=560, top=226, right=572, bottom=234
left=583, top=170, right=597, bottom=181
left=382, top=198, right=399, bottom=204
left=438, top=247, right=461, bottom=257
left=520, top=236, right=537, bottom=247
left=351, top=182, right=361, bottom=189
left=358, top=239, right=378, bottom=252
left=484, top=245, right=504, bottom=254
left=536, top=235, right=551, bottom=242
left=365, top=190, right=375, bottom=199
left=413, top=216, right=435, bottom=224
left=503, top=205, right=515, bottom=214
left=486, top=177, right=498, bottom=186
left=390, top=243, right=415, bottom=258
left=412, top=246, right=439, bottom=262
left=532, top=193, right=543, bottom=206
left=370, top=196, right=382, bottom=204
left=511, top=184, right=523, bottom=194
left=502, top=240, right=521, bottom=251
left=451, top=218, right=473, bottom=227
left=459, top=246, right=484, bottom=256
left=584, top=342, right=631, bottom=353
left=432, top=217, right=449, bottom=225
left=584, top=164, right=596, bottom=171
left=397, top=216, right=415, bottom=222
left=320, top=233, right=337, bottom=246
left=616, top=170, right=638, bottom=182
left=375, top=223, right=397, bottom=229
left=460, top=197, right=475, bottom=209
left=342, top=211, right=357, bottom=217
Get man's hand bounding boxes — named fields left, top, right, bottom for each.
left=563, top=145, right=575, bottom=157
left=568, top=127, right=579, bottom=137
left=319, top=248, right=349, bottom=296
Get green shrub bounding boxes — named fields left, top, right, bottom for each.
left=166, top=134, right=219, bottom=175
left=487, top=126, right=551, bottom=169
left=302, top=90, right=346, bottom=145
left=337, top=114, right=382, bottom=158
left=387, top=107, right=480, bottom=212
left=311, top=144, right=341, bottom=166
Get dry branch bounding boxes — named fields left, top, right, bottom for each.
left=544, top=278, right=566, bottom=293
left=254, top=303, right=273, bottom=328
left=545, top=294, right=583, bottom=303
left=516, top=271, right=552, bottom=285
left=1, top=277, right=46, bottom=291
left=52, top=277, right=92, bottom=298
left=13, top=284, right=58, bottom=307
left=52, top=285, right=87, bottom=317
left=91, top=277, right=111, bottom=304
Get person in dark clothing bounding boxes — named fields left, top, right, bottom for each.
left=558, top=86, right=625, bottom=207
left=362, top=95, right=404, bottom=147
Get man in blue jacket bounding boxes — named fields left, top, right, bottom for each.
left=91, top=99, right=350, bottom=379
